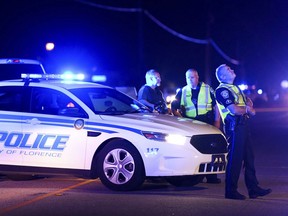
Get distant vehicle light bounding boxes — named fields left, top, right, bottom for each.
left=62, top=72, right=74, bottom=80
left=91, top=75, right=107, bottom=82
left=7, top=59, right=22, bottom=64
left=238, top=84, right=248, bottom=91
left=257, top=89, right=263, bottom=95
left=76, top=73, right=85, bottom=80
left=281, top=80, right=288, bottom=89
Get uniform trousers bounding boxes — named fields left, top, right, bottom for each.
left=224, top=120, right=259, bottom=194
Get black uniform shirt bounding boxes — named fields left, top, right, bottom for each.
left=138, top=85, right=165, bottom=110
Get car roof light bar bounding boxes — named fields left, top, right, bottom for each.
left=21, top=74, right=63, bottom=79
left=21, top=73, right=85, bottom=81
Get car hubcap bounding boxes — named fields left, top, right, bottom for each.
left=103, top=148, right=135, bottom=184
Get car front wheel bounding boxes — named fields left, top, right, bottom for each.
left=97, top=140, right=145, bottom=191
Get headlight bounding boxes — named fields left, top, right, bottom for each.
left=142, top=132, right=187, bottom=145
left=165, top=134, right=187, bottom=145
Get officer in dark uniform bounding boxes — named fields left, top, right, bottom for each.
left=138, top=69, right=168, bottom=114
left=215, top=64, right=272, bottom=200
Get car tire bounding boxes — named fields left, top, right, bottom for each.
left=96, top=139, right=145, bottom=191
left=166, top=175, right=204, bottom=187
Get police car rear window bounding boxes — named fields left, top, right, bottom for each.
left=30, top=87, right=88, bottom=118
left=0, top=64, right=44, bottom=81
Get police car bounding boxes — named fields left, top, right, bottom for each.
left=0, top=74, right=227, bottom=191
left=0, top=58, right=46, bottom=81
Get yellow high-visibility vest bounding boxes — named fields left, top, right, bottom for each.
left=216, top=83, right=246, bottom=122
left=180, top=83, right=212, bottom=118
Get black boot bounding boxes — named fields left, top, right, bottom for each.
left=249, top=187, right=272, bottom=199
left=225, top=191, right=246, bottom=200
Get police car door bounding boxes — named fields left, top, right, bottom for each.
left=0, top=85, right=25, bottom=165
left=21, top=86, right=88, bottom=169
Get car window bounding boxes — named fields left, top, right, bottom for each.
left=70, top=87, right=150, bottom=115
left=0, top=64, right=44, bottom=81
left=30, top=87, right=88, bottom=118
left=0, top=86, right=24, bottom=112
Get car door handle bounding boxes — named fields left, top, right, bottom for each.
left=87, top=131, right=101, bottom=137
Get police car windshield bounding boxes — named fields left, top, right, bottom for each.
left=69, top=87, right=150, bottom=115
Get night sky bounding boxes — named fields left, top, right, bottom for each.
left=0, top=0, right=287, bottom=96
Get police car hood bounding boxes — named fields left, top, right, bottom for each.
left=99, top=113, right=221, bottom=136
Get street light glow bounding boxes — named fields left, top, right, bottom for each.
left=281, top=80, right=288, bottom=89
left=45, top=42, right=55, bottom=51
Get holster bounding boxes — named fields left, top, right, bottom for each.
left=225, top=114, right=249, bottom=131
left=225, top=114, right=237, bottom=131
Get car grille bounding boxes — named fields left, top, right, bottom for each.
left=198, top=154, right=226, bottom=173
left=190, top=134, right=228, bottom=154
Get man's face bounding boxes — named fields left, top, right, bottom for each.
left=224, top=66, right=236, bottom=82
left=151, top=72, right=161, bottom=87
left=186, top=71, right=199, bottom=88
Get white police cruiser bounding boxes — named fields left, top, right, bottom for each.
left=0, top=74, right=227, bottom=191
left=0, top=58, right=46, bottom=81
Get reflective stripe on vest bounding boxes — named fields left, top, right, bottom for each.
left=216, top=83, right=246, bottom=122
left=180, top=83, right=212, bottom=118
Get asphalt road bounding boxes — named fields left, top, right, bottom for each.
left=0, top=110, right=287, bottom=216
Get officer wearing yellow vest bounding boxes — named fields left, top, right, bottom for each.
left=215, top=64, right=271, bottom=200
left=171, top=68, right=221, bottom=184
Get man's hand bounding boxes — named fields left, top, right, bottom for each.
left=154, top=102, right=168, bottom=114
left=246, top=105, right=256, bottom=116
left=172, top=109, right=183, bottom=117
left=213, top=120, right=221, bottom=129
left=246, top=97, right=254, bottom=107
